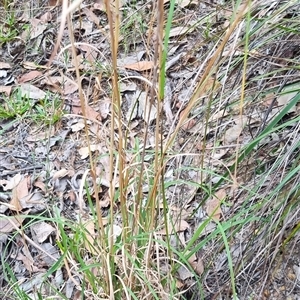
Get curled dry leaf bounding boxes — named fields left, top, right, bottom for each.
left=10, top=176, right=29, bottom=212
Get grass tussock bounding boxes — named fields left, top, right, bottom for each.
left=0, top=0, right=299, bottom=299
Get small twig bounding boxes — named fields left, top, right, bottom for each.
left=2, top=165, right=44, bottom=176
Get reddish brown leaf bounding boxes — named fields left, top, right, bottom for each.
left=124, top=61, right=154, bottom=71
left=18, top=71, right=42, bottom=83
left=73, top=104, right=101, bottom=122
left=49, top=0, right=58, bottom=6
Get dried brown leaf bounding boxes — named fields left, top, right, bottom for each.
left=31, top=221, right=56, bottom=243
left=19, top=83, right=46, bottom=100
left=33, top=180, right=47, bottom=192
left=187, top=252, right=204, bottom=275
left=9, top=176, right=29, bottom=212
left=0, top=86, right=12, bottom=96
left=0, top=62, right=12, bottom=69
left=16, top=252, right=39, bottom=272
left=40, top=12, right=52, bottom=22
left=86, top=104, right=101, bottom=122
left=0, top=174, right=22, bottom=191
left=157, top=220, right=189, bottom=235
left=18, top=71, right=43, bottom=83
left=72, top=103, right=101, bottom=121
left=53, top=169, right=69, bottom=180
left=78, top=144, right=101, bottom=159
left=206, top=189, right=226, bottom=221
left=0, top=215, right=25, bottom=233
left=124, top=61, right=154, bottom=71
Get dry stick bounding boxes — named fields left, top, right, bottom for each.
left=104, top=1, right=121, bottom=299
